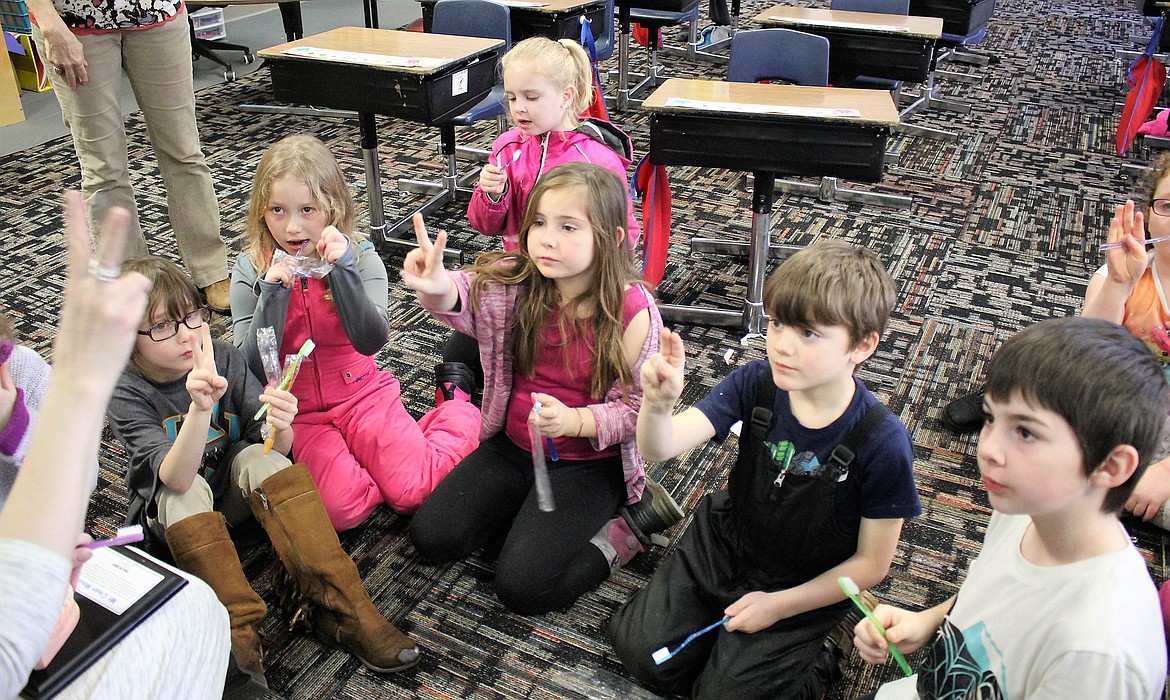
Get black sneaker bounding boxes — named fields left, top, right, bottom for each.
left=619, top=479, right=684, bottom=547
left=940, top=389, right=985, bottom=433
left=434, top=362, right=475, bottom=405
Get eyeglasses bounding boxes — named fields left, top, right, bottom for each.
left=1151, top=199, right=1170, bottom=217
left=137, top=307, right=211, bottom=342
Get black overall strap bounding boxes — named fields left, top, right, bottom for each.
left=747, top=364, right=777, bottom=473
left=827, top=402, right=892, bottom=478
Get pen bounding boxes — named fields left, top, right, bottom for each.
left=1099, top=234, right=1170, bottom=250
left=79, top=525, right=144, bottom=549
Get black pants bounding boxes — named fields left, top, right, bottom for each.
left=410, top=432, right=625, bottom=614
left=608, top=492, right=844, bottom=700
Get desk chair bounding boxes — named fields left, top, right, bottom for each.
left=729, top=29, right=910, bottom=208
left=397, top=0, right=511, bottom=232
left=186, top=5, right=254, bottom=81
left=613, top=0, right=701, bottom=110
left=592, top=0, right=617, bottom=62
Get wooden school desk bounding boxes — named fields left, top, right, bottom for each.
left=417, top=0, right=607, bottom=42
left=751, top=6, right=942, bottom=85
left=257, top=28, right=503, bottom=254
left=751, top=5, right=960, bottom=146
left=642, top=78, right=898, bottom=334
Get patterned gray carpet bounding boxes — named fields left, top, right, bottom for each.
left=2, top=0, right=1167, bottom=696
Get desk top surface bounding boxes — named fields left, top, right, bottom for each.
left=642, top=79, right=899, bottom=126
left=752, top=6, right=942, bottom=38
left=257, top=27, right=503, bottom=74
left=416, top=0, right=604, bottom=12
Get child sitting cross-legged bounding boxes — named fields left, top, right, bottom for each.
left=853, top=316, right=1169, bottom=699
left=107, top=257, right=420, bottom=692
left=609, top=240, right=922, bottom=699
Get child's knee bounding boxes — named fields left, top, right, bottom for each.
left=233, top=443, right=292, bottom=492
left=153, top=478, right=214, bottom=530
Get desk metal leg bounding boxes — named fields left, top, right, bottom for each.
left=771, top=175, right=911, bottom=209
left=614, top=8, right=633, bottom=112
left=360, top=113, right=388, bottom=246
left=660, top=172, right=793, bottom=335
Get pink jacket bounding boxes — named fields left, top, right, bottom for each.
left=425, top=270, right=661, bottom=503
left=467, top=119, right=642, bottom=252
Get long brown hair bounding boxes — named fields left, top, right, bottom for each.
left=244, top=134, right=359, bottom=276
left=468, top=163, right=647, bottom=398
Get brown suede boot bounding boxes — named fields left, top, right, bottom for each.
left=166, top=511, right=268, bottom=688
left=250, top=464, right=421, bottom=673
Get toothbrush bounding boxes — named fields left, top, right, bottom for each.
left=651, top=617, right=730, bottom=665
left=527, top=403, right=556, bottom=512
left=838, top=576, right=914, bottom=677
left=254, top=338, right=315, bottom=421
left=498, top=149, right=522, bottom=170
left=531, top=401, right=559, bottom=461
left=79, top=525, right=144, bottom=549
left=1100, top=234, right=1170, bottom=250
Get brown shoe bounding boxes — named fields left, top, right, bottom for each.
left=201, top=279, right=232, bottom=315
left=166, top=512, right=268, bottom=688
left=250, top=464, right=421, bottom=673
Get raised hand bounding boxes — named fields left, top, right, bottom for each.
left=186, top=324, right=227, bottom=412
left=401, top=214, right=454, bottom=298
left=264, top=249, right=295, bottom=288
left=640, top=327, right=686, bottom=407
left=317, top=225, right=350, bottom=264
left=55, top=191, right=151, bottom=399
left=1103, top=200, right=1151, bottom=286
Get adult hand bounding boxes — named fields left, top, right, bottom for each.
left=317, top=226, right=349, bottom=264
left=1127, top=456, right=1170, bottom=522
left=853, top=604, right=934, bottom=665
left=640, top=327, right=686, bottom=408
left=54, top=191, right=151, bottom=400
left=186, top=324, right=227, bottom=412
left=40, top=22, right=88, bottom=89
left=1103, top=200, right=1150, bottom=286
left=401, top=214, right=453, bottom=297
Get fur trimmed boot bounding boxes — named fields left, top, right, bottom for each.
left=166, top=511, right=268, bottom=689
left=249, top=464, right=421, bottom=673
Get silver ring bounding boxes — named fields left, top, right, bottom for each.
left=87, top=259, right=120, bottom=282
left=54, top=66, right=64, bottom=75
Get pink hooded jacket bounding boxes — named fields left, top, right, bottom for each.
left=467, top=119, right=642, bottom=252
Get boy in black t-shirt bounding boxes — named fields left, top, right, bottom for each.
left=609, top=240, right=921, bottom=699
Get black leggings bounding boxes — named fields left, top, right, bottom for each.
left=410, top=432, right=625, bottom=614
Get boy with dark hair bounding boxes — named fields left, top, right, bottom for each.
left=609, top=240, right=922, bottom=699
left=108, top=257, right=420, bottom=691
left=854, top=316, right=1169, bottom=699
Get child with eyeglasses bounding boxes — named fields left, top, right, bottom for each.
left=106, top=256, right=420, bottom=691
left=1083, top=151, right=1170, bottom=531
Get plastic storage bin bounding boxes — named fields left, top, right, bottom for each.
left=0, top=0, right=32, bottom=34
left=190, top=7, right=227, bottom=41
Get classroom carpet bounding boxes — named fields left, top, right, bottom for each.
left=1, top=0, right=1167, bottom=696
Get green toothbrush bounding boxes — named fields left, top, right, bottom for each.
left=254, top=338, right=315, bottom=420
left=838, top=576, right=914, bottom=677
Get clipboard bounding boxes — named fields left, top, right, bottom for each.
left=21, top=547, right=188, bottom=700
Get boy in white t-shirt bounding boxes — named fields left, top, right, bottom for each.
left=854, top=317, right=1169, bottom=700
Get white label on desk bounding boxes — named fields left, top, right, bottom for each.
left=663, top=97, right=861, bottom=118
left=767, top=16, right=910, bottom=32
left=497, top=1, right=550, bottom=6
left=75, top=547, right=165, bottom=616
left=281, top=46, right=450, bottom=69
left=453, top=69, right=468, bottom=96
